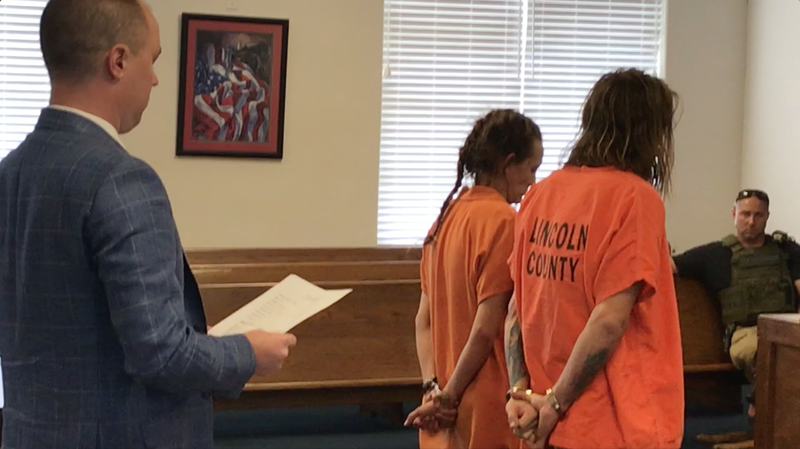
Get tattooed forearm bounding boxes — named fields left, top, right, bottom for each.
left=552, top=284, right=638, bottom=411
left=564, top=348, right=611, bottom=405
left=504, top=296, right=529, bottom=389
left=506, top=319, right=525, bottom=387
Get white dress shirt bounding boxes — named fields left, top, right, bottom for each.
left=48, top=104, right=125, bottom=148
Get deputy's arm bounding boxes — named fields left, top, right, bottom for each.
left=785, top=239, right=800, bottom=311
left=671, top=243, right=717, bottom=282
left=794, top=281, right=800, bottom=313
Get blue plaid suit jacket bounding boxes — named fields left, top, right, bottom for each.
left=0, top=109, right=256, bottom=448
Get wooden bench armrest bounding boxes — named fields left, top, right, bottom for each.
left=243, top=377, right=422, bottom=392
left=242, top=365, right=738, bottom=392
left=684, top=363, right=737, bottom=373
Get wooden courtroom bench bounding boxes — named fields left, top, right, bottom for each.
left=0, top=250, right=747, bottom=442
left=187, top=248, right=745, bottom=414
left=675, top=276, right=748, bottom=413
left=186, top=247, right=424, bottom=413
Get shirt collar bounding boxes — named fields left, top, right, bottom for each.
left=459, top=185, right=507, bottom=202
left=48, top=105, right=125, bottom=148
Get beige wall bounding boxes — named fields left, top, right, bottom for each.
left=662, top=0, right=748, bottom=253
left=123, top=0, right=383, bottom=249
left=123, top=0, right=749, bottom=252
left=742, top=0, right=800, bottom=237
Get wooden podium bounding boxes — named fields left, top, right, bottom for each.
left=755, top=313, right=800, bottom=448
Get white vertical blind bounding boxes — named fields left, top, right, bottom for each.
left=0, top=0, right=50, bottom=162
left=378, top=0, right=665, bottom=246
left=525, top=0, right=664, bottom=176
left=379, top=0, right=529, bottom=246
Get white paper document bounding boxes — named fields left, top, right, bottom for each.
left=208, top=274, right=352, bottom=336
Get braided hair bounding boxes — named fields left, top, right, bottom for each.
left=424, top=109, right=542, bottom=245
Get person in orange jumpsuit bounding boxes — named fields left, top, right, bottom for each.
left=505, top=68, right=684, bottom=449
left=405, top=109, right=544, bottom=449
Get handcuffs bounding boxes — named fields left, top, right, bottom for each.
left=422, top=376, right=457, bottom=408
left=506, top=386, right=565, bottom=419
left=422, top=375, right=439, bottom=393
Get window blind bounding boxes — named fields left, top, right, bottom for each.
left=525, top=0, right=664, bottom=176
left=0, top=0, right=50, bottom=162
left=378, top=0, right=665, bottom=246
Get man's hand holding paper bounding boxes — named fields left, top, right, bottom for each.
left=209, top=274, right=353, bottom=336
left=244, top=330, right=297, bottom=375
left=208, top=274, right=353, bottom=377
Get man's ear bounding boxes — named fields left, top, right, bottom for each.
left=106, top=44, right=130, bottom=81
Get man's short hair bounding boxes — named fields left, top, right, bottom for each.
left=736, top=189, right=770, bottom=207
left=40, top=0, right=148, bottom=82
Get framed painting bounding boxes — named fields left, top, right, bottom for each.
left=176, top=14, right=288, bottom=159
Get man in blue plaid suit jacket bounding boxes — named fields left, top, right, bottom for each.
left=0, top=1, right=296, bottom=448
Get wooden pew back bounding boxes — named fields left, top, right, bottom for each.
left=674, top=276, right=730, bottom=370
left=188, top=248, right=744, bottom=412
left=199, top=282, right=421, bottom=387
left=674, top=276, right=745, bottom=413
left=187, top=247, right=423, bottom=409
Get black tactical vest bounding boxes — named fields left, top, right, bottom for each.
left=718, top=233, right=796, bottom=326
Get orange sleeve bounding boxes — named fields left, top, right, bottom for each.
left=419, top=220, right=438, bottom=296
left=420, top=244, right=430, bottom=296
left=593, top=188, right=664, bottom=305
left=509, top=192, right=536, bottom=285
left=476, top=211, right=515, bottom=304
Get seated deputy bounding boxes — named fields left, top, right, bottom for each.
left=672, top=189, right=800, bottom=420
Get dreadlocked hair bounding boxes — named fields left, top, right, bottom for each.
left=424, top=109, right=542, bottom=245
left=566, top=68, right=679, bottom=196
